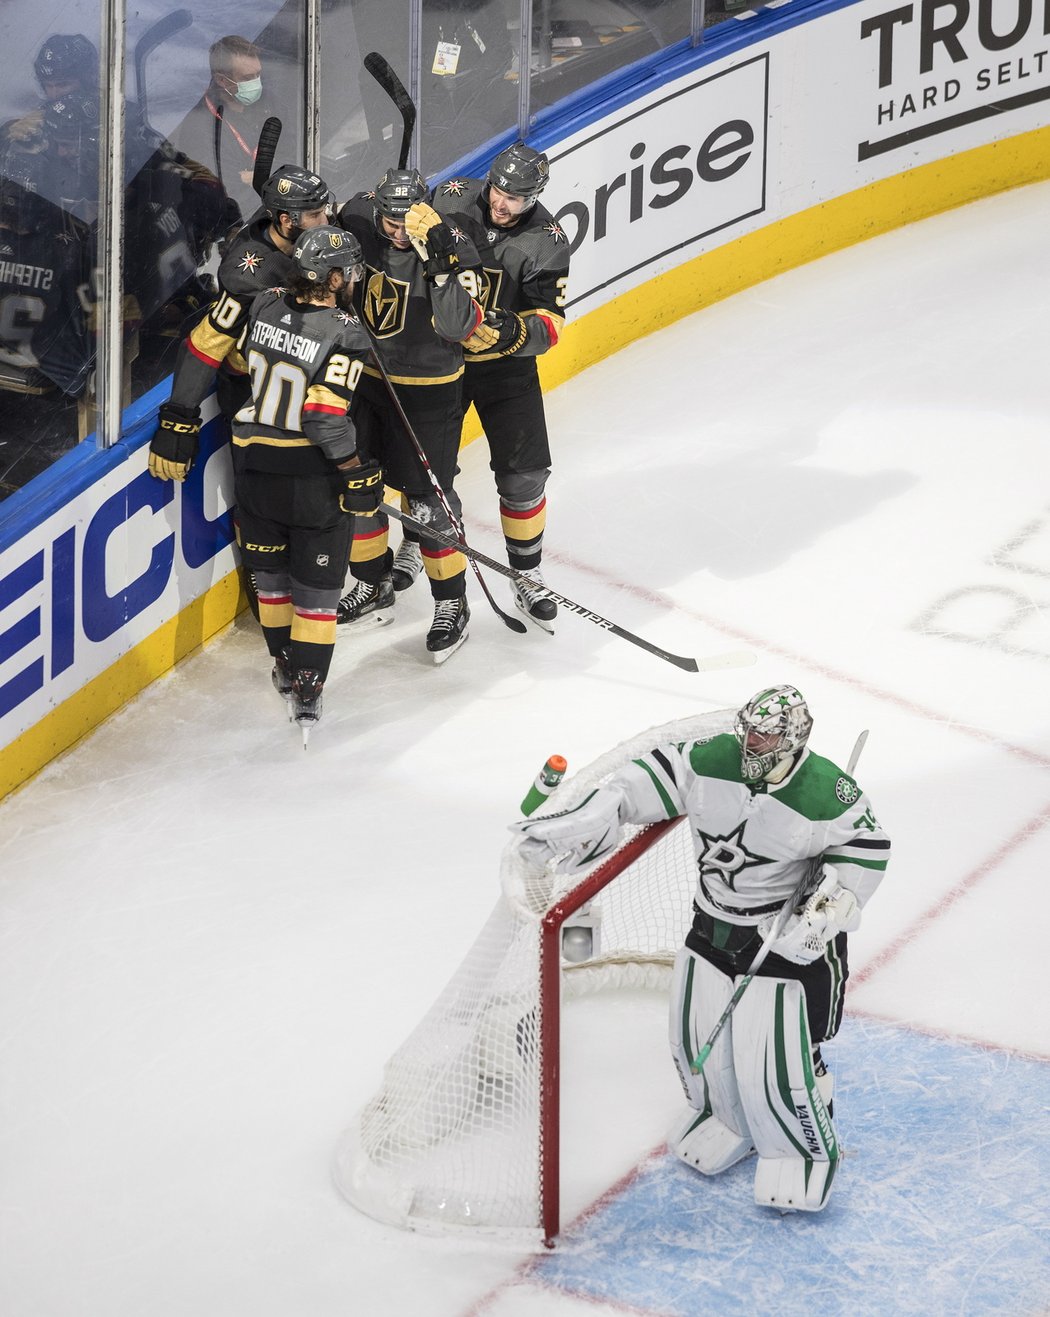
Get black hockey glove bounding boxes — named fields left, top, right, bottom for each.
left=339, top=460, right=384, bottom=516
left=148, top=403, right=201, bottom=482
left=463, top=307, right=529, bottom=357
left=405, top=201, right=459, bottom=280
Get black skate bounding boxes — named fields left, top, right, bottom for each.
left=336, top=574, right=395, bottom=626
left=292, top=668, right=324, bottom=746
left=272, top=646, right=295, bottom=718
left=426, top=597, right=470, bottom=664
left=511, top=568, right=557, bottom=634
left=391, top=538, right=424, bottom=592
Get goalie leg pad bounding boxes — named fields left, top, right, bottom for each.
left=668, top=949, right=752, bottom=1174
left=732, top=977, right=840, bottom=1212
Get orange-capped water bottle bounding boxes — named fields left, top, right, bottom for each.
left=520, top=754, right=567, bottom=816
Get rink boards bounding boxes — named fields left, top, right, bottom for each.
left=2, top=0, right=1049, bottom=796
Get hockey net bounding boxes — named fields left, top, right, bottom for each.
left=333, top=709, right=733, bottom=1247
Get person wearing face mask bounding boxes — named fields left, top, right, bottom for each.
left=172, top=34, right=280, bottom=222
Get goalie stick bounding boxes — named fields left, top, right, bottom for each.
left=690, top=729, right=870, bottom=1074
left=363, top=52, right=416, bottom=169
left=381, top=501, right=755, bottom=673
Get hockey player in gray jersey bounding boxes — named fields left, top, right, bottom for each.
left=335, top=168, right=485, bottom=662
left=513, top=686, right=890, bottom=1213
left=229, top=225, right=378, bottom=739
left=147, top=164, right=334, bottom=482
left=432, top=143, right=569, bottom=631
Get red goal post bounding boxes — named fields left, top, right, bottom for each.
left=333, top=709, right=734, bottom=1248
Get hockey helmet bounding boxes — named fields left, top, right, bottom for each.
left=293, top=225, right=364, bottom=284
left=735, top=686, right=813, bottom=782
left=34, top=34, right=99, bottom=95
left=486, top=143, right=549, bottom=205
left=260, top=165, right=332, bottom=224
left=372, top=167, right=430, bottom=221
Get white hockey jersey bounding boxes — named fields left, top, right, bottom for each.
left=615, top=733, right=890, bottom=925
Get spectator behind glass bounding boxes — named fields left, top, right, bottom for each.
left=171, top=35, right=280, bottom=223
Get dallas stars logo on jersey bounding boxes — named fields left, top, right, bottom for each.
left=696, top=823, right=775, bottom=892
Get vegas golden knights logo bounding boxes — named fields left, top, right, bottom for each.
left=475, top=266, right=504, bottom=316
left=364, top=270, right=410, bottom=338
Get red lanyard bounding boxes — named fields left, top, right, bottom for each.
left=204, top=94, right=257, bottom=161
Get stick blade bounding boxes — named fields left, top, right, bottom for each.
left=693, top=648, right=757, bottom=673
left=252, top=116, right=283, bottom=196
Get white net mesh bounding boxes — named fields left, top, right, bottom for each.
left=333, top=710, right=734, bottom=1244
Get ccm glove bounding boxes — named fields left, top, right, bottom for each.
left=339, top=460, right=384, bottom=515
left=148, top=403, right=201, bottom=481
left=509, top=787, right=624, bottom=873
left=405, top=201, right=459, bottom=279
left=463, top=307, right=528, bottom=357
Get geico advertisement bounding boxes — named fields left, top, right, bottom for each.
left=0, top=419, right=236, bottom=750
left=549, top=54, right=769, bottom=311
left=854, top=0, right=1050, bottom=160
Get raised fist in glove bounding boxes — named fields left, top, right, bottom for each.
left=405, top=202, right=459, bottom=280
left=338, top=459, right=384, bottom=515
left=148, top=403, right=201, bottom=481
left=763, top=874, right=860, bottom=965
left=510, top=787, right=624, bottom=873
left=463, top=307, right=528, bottom=357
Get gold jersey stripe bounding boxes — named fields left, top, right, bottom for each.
left=232, top=434, right=313, bottom=448
left=362, top=364, right=464, bottom=386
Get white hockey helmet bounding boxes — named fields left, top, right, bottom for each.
left=735, top=685, right=813, bottom=782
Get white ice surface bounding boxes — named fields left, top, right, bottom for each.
left=1, top=180, right=1049, bottom=1316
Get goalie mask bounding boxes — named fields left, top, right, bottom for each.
left=735, top=686, right=813, bottom=782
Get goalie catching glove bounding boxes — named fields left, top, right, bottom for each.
left=148, top=403, right=201, bottom=482
left=338, top=460, right=384, bottom=515
left=510, top=787, right=624, bottom=873
left=761, top=870, right=861, bottom=965
left=404, top=202, right=459, bottom=281
left=463, top=307, right=528, bottom=357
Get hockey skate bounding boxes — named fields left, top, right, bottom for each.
left=426, top=597, right=469, bottom=664
left=271, top=646, right=295, bottom=718
left=336, top=574, right=395, bottom=627
left=291, top=669, right=324, bottom=746
left=391, top=538, right=424, bottom=592
left=511, top=567, right=557, bottom=634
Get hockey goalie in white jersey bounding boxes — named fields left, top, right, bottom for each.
left=513, top=685, right=890, bottom=1214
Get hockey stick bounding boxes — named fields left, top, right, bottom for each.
left=689, top=729, right=869, bottom=1075
left=363, top=52, right=416, bottom=169
left=252, top=116, right=283, bottom=197
left=356, top=316, right=526, bottom=633
left=381, top=501, right=755, bottom=673
left=134, top=9, right=192, bottom=130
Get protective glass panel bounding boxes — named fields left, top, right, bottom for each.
left=319, top=0, right=409, bottom=200
left=125, top=1, right=307, bottom=405
left=529, top=0, right=691, bottom=119
left=0, top=7, right=102, bottom=498
left=419, top=0, right=518, bottom=173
